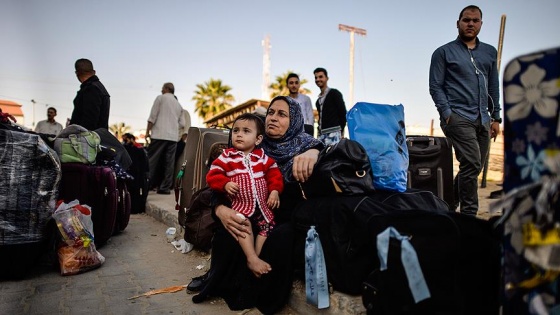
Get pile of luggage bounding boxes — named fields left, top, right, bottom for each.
left=0, top=118, right=145, bottom=279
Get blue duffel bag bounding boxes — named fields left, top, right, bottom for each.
left=347, top=102, right=409, bottom=192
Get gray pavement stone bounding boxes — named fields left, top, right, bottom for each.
left=26, top=294, right=63, bottom=313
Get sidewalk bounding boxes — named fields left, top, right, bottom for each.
left=146, top=180, right=504, bottom=315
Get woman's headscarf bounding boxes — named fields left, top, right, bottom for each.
left=261, top=96, right=323, bottom=181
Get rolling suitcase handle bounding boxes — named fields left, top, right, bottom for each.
left=175, top=160, right=187, bottom=211
left=407, top=137, right=441, bottom=156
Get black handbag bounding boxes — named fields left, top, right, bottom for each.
left=300, top=138, right=375, bottom=198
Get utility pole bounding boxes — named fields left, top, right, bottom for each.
left=338, top=24, right=366, bottom=107
left=481, top=14, right=506, bottom=188
left=261, top=35, right=271, bottom=100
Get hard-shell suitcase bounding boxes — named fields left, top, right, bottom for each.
left=124, top=145, right=149, bottom=214
left=499, top=46, right=560, bottom=314
left=58, top=163, right=118, bottom=247
left=406, top=135, right=453, bottom=209
left=113, top=178, right=131, bottom=234
left=177, top=127, right=229, bottom=227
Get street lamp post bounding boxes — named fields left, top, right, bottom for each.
left=338, top=24, right=366, bottom=107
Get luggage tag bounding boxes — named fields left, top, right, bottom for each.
left=376, top=226, right=431, bottom=303
left=305, top=226, right=329, bottom=309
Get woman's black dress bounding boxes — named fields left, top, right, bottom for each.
left=192, top=183, right=303, bottom=314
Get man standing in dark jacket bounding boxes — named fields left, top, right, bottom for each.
left=70, top=58, right=110, bottom=130
left=429, top=5, right=501, bottom=215
left=313, top=67, right=346, bottom=145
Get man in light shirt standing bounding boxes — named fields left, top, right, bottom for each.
left=146, top=82, right=185, bottom=195
left=35, top=107, right=63, bottom=135
left=287, top=73, right=314, bottom=136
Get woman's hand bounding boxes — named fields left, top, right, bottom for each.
left=292, top=149, right=320, bottom=182
left=215, top=204, right=250, bottom=241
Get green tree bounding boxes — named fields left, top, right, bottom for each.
left=109, top=122, right=131, bottom=139
left=192, top=78, right=235, bottom=120
left=269, top=71, right=312, bottom=99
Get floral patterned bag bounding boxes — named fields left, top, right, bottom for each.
left=503, top=47, right=560, bottom=191
left=498, top=46, right=560, bottom=314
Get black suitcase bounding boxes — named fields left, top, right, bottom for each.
left=124, top=145, right=149, bottom=214
left=406, top=136, right=454, bottom=209
left=362, top=210, right=501, bottom=315
left=292, top=189, right=450, bottom=295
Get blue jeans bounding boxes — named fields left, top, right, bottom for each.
left=442, top=113, right=490, bottom=215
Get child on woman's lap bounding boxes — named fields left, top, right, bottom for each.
left=207, top=113, right=283, bottom=277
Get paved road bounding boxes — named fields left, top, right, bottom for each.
left=0, top=213, right=296, bottom=315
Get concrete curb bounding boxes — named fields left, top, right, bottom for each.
left=145, top=201, right=184, bottom=233
left=145, top=194, right=366, bottom=314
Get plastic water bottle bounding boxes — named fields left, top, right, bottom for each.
left=166, top=227, right=177, bottom=242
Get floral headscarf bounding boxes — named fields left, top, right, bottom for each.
left=261, top=96, right=323, bottom=181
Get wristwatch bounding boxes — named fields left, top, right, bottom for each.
left=491, top=118, right=502, bottom=124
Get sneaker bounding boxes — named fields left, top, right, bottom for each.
left=157, top=190, right=171, bottom=195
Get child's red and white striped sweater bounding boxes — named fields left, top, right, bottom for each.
left=206, top=147, right=284, bottom=222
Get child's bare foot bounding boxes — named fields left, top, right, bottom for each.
left=247, top=256, right=272, bottom=277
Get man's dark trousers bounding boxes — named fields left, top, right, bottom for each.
left=148, top=139, right=177, bottom=193
left=443, top=113, right=490, bottom=215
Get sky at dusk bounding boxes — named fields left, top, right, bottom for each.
left=1, top=0, right=558, bottom=131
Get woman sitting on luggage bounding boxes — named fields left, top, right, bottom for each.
left=190, top=96, right=324, bottom=314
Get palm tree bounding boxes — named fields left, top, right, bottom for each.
left=192, top=79, right=235, bottom=121
left=269, top=71, right=312, bottom=99
left=109, top=122, right=131, bottom=140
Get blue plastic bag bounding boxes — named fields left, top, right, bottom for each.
left=347, top=102, right=409, bottom=192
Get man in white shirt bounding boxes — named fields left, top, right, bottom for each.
left=35, top=107, right=63, bottom=135
left=287, top=73, right=314, bottom=136
left=146, top=82, right=186, bottom=194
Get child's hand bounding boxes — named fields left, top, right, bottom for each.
left=225, top=182, right=239, bottom=195
left=267, top=190, right=280, bottom=209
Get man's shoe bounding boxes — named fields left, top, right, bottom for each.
left=157, top=190, right=171, bottom=195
